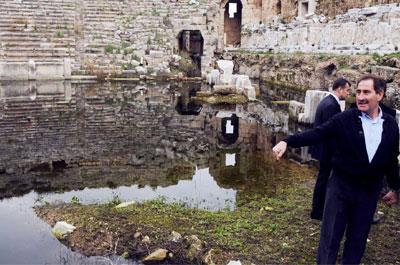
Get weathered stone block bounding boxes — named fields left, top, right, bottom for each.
left=0, top=62, right=29, bottom=80
left=371, top=66, right=400, bottom=81
left=288, top=100, right=305, bottom=120
left=298, top=90, right=330, bottom=124
left=149, top=50, right=164, bottom=58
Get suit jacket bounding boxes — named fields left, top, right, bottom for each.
left=285, top=108, right=400, bottom=190
left=310, top=94, right=341, bottom=161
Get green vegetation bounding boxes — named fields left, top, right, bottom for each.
left=55, top=31, right=64, bottom=38
left=151, top=8, right=160, bottom=16
left=370, top=52, right=400, bottom=65
left=105, top=44, right=117, bottom=53
left=70, top=196, right=80, bottom=205
left=174, top=54, right=198, bottom=76
left=236, top=49, right=274, bottom=56
left=193, top=94, right=248, bottom=105
left=121, top=62, right=135, bottom=70
left=385, top=52, right=400, bottom=58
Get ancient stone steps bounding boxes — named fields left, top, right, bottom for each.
left=0, top=28, right=74, bottom=36
left=0, top=0, right=77, bottom=66
left=0, top=59, right=68, bottom=64
left=0, top=12, right=74, bottom=18
left=2, top=46, right=73, bottom=52
left=0, top=31, right=74, bottom=39
left=2, top=102, right=75, bottom=109
left=0, top=18, right=75, bottom=25
left=2, top=41, right=73, bottom=49
left=0, top=119, right=75, bottom=129
left=3, top=51, right=74, bottom=58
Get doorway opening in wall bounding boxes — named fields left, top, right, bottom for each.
left=276, top=0, right=282, bottom=14
left=300, top=1, right=309, bottom=17
left=177, top=30, right=204, bottom=77
left=223, top=0, right=242, bottom=48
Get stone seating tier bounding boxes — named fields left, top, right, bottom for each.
left=0, top=0, right=214, bottom=72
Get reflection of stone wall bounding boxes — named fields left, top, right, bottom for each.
left=209, top=152, right=314, bottom=201
left=0, top=161, right=196, bottom=199
left=0, top=82, right=208, bottom=173
left=0, top=81, right=283, bottom=198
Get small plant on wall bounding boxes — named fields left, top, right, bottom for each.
left=55, top=31, right=64, bottom=38
left=173, top=53, right=198, bottom=77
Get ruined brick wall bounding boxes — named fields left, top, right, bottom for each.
left=280, top=0, right=298, bottom=22
left=261, top=0, right=281, bottom=23
left=241, top=0, right=263, bottom=24
left=243, top=0, right=297, bottom=24
left=316, top=0, right=400, bottom=18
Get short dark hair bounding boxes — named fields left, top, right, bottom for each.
left=357, top=75, right=385, bottom=94
left=332, top=78, right=351, bottom=91
left=376, top=78, right=387, bottom=94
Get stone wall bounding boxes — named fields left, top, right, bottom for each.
left=316, top=0, right=399, bottom=18
left=244, top=1, right=400, bottom=25
left=242, top=4, right=400, bottom=54
left=229, top=52, right=400, bottom=104
left=242, top=4, right=400, bottom=55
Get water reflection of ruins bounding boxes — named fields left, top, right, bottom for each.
left=0, top=80, right=302, bottom=204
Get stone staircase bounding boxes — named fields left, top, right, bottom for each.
left=0, top=0, right=76, bottom=66
left=0, top=0, right=217, bottom=74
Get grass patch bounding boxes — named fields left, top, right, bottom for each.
left=55, top=31, right=64, bottom=38
left=105, top=44, right=117, bottom=54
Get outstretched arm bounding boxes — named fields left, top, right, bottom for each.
left=271, top=114, right=338, bottom=160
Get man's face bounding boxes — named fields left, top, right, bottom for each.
left=337, top=83, right=351, bottom=100
left=356, top=79, right=383, bottom=115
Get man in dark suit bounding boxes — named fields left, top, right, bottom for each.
left=272, top=75, right=399, bottom=264
left=310, top=78, right=351, bottom=220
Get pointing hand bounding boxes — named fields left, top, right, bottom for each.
left=272, top=141, right=287, bottom=160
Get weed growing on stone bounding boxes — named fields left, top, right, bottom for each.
left=105, top=44, right=117, bottom=53
left=55, top=31, right=64, bottom=38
